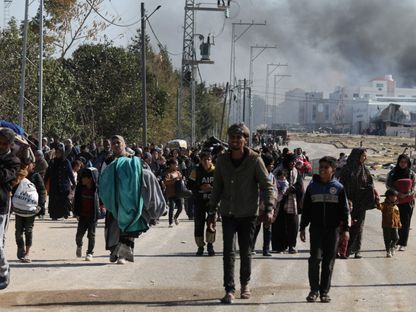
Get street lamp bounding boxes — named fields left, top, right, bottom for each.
left=141, top=3, right=161, bottom=147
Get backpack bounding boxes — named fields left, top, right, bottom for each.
left=12, top=178, right=40, bottom=217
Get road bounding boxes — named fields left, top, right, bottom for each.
left=0, top=141, right=415, bottom=311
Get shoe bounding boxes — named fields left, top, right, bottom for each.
left=288, top=247, right=297, bottom=254
left=207, top=243, right=215, bottom=256
left=76, top=246, right=82, bottom=258
left=240, top=284, right=251, bottom=299
left=263, top=250, right=272, bottom=257
left=399, top=246, right=406, bottom=251
left=391, top=248, right=395, bottom=256
left=109, top=254, right=118, bottom=263
left=174, top=218, right=179, bottom=225
left=320, top=294, right=331, bottom=303
left=20, top=257, right=31, bottom=263
left=339, top=255, right=348, bottom=259
left=117, top=257, right=127, bottom=264
left=196, top=247, right=204, bottom=256
left=354, top=252, right=362, bottom=259
left=306, top=291, right=319, bottom=302
left=220, top=291, right=235, bottom=304
left=0, top=270, right=10, bottom=290
left=168, top=224, right=173, bottom=228
left=251, top=251, right=257, bottom=256
left=85, top=254, right=93, bottom=261
left=17, top=247, right=25, bottom=260
left=386, top=251, right=392, bottom=258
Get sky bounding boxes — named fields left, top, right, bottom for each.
left=6, top=0, right=416, bottom=102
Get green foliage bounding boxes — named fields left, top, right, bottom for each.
left=0, top=2, right=225, bottom=146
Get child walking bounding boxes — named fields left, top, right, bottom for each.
left=73, top=168, right=101, bottom=261
left=377, top=189, right=401, bottom=258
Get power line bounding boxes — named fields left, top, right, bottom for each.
left=147, top=19, right=182, bottom=56
left=85, top=0, right=141, bottom=28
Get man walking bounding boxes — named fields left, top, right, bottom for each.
left=0, top=128, right=21, bottom=289
left=208, top=123, right=274, bottom=304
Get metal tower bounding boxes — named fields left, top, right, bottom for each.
left=3, top=0, right=13, bottom=28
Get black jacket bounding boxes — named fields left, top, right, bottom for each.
left=73, top=167, right=101, bottom=222
left=0, top=151, right=21, bottom=214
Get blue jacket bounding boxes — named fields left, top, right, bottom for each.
left=300, top=175, right=349, bottom=230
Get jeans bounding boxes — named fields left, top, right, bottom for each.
left=383, top=227, right=399, bottom=251
left=0, top=213, right=10, bottom=278
left=252, top=223, right=271, bottom=252
left=15, top=215, right=35, bottom=248
left=308, top=226, right=339, bottom=295
left=222, top=215, right=256, bottom=293
left=347, top=217, right=365, bottom=255
left=194, top=200, right=208, bottom=246
left=75, top=217, right=97, bottom=255
left=398, top=203, right=413, bottom=247
left=168, top=197, right=183, bottom=225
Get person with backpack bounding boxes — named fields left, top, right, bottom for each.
left=0, top=128, right=21, bottom=289
left=73, top=168, right=102, bottom=261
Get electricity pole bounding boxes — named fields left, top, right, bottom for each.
left=264, top=63, right=287, bottom=127
left=141, top=2, right=147, bottom=147
left=18, top=0, right=29, bottom=127
left=38, top=0, right=44, bottom=150
left=273, top=74, right=291, bottom=127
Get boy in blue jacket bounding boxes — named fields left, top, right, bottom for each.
left=300, top=156, right=350, bottom=303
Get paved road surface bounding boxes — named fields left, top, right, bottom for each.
left=0, top=142, right=415, bottom=311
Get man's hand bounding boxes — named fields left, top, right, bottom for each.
left=342, top=231, right=350, bottom=241
left=207, top=214, right=216, bottom=233
left=263, top=210, right=274, bottom=227
left=300, top=229, right=306, bottom=242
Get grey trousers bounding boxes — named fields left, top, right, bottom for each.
left=0, top=213, right=10, bottom=278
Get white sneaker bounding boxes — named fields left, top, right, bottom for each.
left=386, top=251, right=392, bottom=258
left=117, top=257, right=127, bottom=264
left=76, top=247, right=82, bottom=258
left=85, top=254, right=93, bottom=261
left=399, top=246, right=406, bottom=251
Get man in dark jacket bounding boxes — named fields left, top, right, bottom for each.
left=300, top=156, right=350, bottom=303
left=208, top=123, right=274, bottom=304
left=0, top=128, right=21, bottom=289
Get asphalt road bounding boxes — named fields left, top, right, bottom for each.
left=0, top=142, right=415, bottom=311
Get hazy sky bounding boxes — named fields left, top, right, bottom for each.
left=7, top=0, right=416, bottom=102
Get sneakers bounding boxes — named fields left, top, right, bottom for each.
left=220, top=291, right=235, bottom=304
left=20, top=257, right=31, bottom=263
left=263, top=250, right=272, bottom=257
left=196, top=247, right=204, bottom=256
left=168, top=224, right=174, bottom=228
left=251, top=251, right=257, bottom=256
left=174, top=218, right=179, bottom=225
left=0, top=270, right=10, bottom=290
left=320, top=294, right=331, bottom=303
left=240, top=285, right=251, bottom=299
left=288, top=247, right=297, bottom=254
left=391, top=248, right=396, bottom=256
left=386, top=251, right=392, bottom=258
left=117, top=257, right=127, bottom=264
left=306, top=291, right=319, bottom=302
left=399, top=246, right=406, bottom=251
left=354, top=252, right=362, bottom=259
left=76, top=246, right=82, bottom=258
left=85, top=254, right=93, bottom=261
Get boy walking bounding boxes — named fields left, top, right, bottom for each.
left=300, top=156, right=350, bottom=303
left=73, top=168, right=101, bottom=261
left=377, top=189, right=401, bottom=257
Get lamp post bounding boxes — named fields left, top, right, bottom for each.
left=141, top=3, right=161, bottom=147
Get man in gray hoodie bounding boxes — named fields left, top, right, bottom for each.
left=208, top=123, right=274, bottom=304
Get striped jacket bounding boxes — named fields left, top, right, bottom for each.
left=300, top=175, right=349, bottom=230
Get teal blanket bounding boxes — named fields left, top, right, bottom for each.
left=99, top=156, right=147, bottom=233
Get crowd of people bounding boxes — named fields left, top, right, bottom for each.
left=0, top=123, right=413, bottom=305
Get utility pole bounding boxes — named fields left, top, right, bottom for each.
left=264, top=63, right=287, bottom=127
left=178, top=1, right=224, bottom=145
left=248, top=45, right=276, bottom=146
left=141, top=2, right=147, bottom=147
left=18, top=0, right=29, bottom=127
left=272, top=74, right=291, bottom=126
left=38, top=0, right=44, bottom=150
left=228, top=21, right=266, bottom=126
left=243, top=78, right=247, bottom=122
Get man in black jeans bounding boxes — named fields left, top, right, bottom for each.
left=207, top=123, right=274, bottom=304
